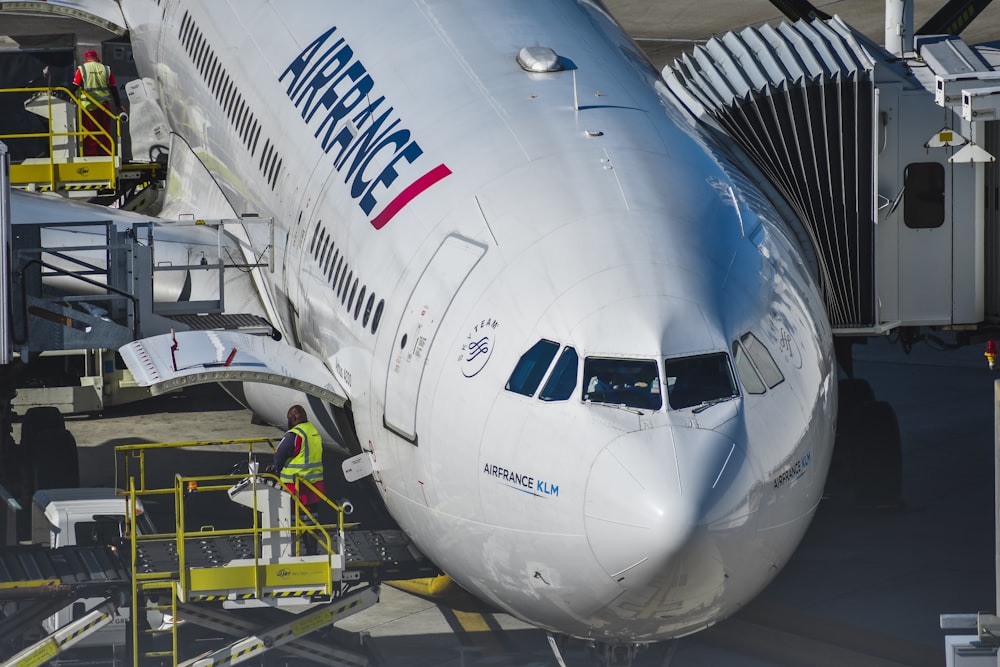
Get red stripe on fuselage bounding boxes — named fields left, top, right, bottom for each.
left=370, top=164, right=451, bottom=230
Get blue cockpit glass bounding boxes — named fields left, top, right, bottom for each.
left=582, top=358, right=662, bottom=410
left=664, top=352, right=739, bottom=410
left=539, top=347, right=578, bottom=401
left=506, top=339, right=560, bottom=396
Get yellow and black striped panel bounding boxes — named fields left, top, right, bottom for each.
left=60, top=610, right=113, bottom=646
left=197, top=640, right=265, bottom=667
left=188, top=588, right=327, bottom=602
left=15, top=183, right=110, bottom=192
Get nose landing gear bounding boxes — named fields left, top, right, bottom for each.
left=548, top=632, right=674, bottom=667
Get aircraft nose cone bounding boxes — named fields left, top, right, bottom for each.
left=584, top=426, right=734, bottom=589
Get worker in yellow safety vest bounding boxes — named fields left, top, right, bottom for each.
left=71, top=49, right=126, bottom=156
left=274, top=404, right=325, bottom=506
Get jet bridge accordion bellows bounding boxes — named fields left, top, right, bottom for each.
left=666, top=16, right=878, bottom=329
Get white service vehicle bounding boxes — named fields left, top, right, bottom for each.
left=30, top=488, right=161, bottom=653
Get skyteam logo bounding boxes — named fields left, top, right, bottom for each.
left=459, top=317, right=499, bottom=378
left=280, top=26, right=451, bottom=230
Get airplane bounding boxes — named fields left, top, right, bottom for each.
left=9, top=0, right=990, bottom=662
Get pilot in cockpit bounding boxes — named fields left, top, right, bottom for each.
left=587, top=371, right=615, bottom=394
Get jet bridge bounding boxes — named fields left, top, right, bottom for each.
left=4, top=181, right=276, bottom=414
left=664, top=13, right=1000, bottom=338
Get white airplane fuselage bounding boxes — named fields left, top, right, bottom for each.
left=119, top=0, right=836, bottom=642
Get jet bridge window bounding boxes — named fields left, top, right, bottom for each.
left=583, top=358, right=662, bottom=410
left=903, top=162, right=945, bottom=229
left=539, top=347, right=578, bottom=401
left=664, top=353, right=738, bottom=410
left=506, top=339, right=560, bottom=396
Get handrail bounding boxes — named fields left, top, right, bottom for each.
left=115, top=437, right=279, bottom=493
left=0, top=85, right=121, bottom=192
left=294, top=476, right=347, bottom=564
left=117, top=439, right=349, bottom=605
left=76, top=88, right=120, bottom=158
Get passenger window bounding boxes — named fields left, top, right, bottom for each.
left=506, top=339, right=559, bottom=396
left=740, top=333, right=784, bottom=388
left=732, top=341, right=767, bottom=394
left=664, top=353, right=738, bottom=410
left=583, top=358, right=662, bottom=410
left=539, top=347, right=578, bottom=401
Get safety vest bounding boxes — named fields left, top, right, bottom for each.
left=278, top=422, right=324, bottom=486
left=78, top=61, right=111, bottom=108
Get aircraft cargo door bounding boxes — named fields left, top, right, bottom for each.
left=384, top=235, right=486, bottom=442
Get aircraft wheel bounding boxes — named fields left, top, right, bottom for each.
left=849, top=400, right=902, bottom=508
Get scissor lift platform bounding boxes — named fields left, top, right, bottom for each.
left=133, top=528, right=434, bottom=589
left=116, top=438, right=437, bottom=666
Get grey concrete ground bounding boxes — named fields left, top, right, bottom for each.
left=606, top=0, right=1000, bottom=70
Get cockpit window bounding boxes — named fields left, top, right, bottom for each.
left=506, top=339, right=560, bottom=396
left=539, top=347, right=578, bottom=401
left=583, top=358, right=662, bottom=410
left=664, top=353, right=739, bottom=410
left=732, top=341, right=767, bottom=394
left=740, top=332, right=784, bottom=388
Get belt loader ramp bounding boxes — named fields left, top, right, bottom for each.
left=0, top=437, right=437, bottom=667
left=0, top=546, right=130, bottom=667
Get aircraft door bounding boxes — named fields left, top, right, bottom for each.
left=384, top=235, right=486, bottom=442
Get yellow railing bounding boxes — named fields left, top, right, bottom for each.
left=117, top=438, right=352, bottom=667
left=0, top=85, right=121, bottom=192
left=171, top=472, right=340, bottom=595
left=115, top=437, right=351, bottom=592
left=115, top=437, right=279, bottom=493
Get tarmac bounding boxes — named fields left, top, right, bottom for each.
left=9, top=2, right=1000, bottom=665
left=604, top=0, right=1000, bottom=71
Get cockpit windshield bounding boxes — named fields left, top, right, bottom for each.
left=664, top=353, right=739, bottom=410
left=583, top=358, right=662, bottom=410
